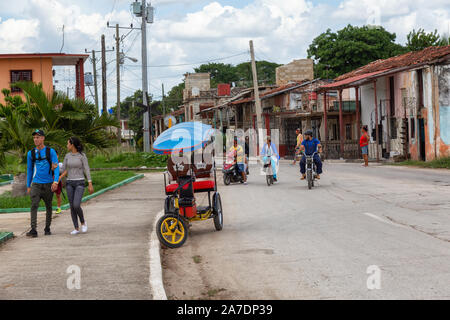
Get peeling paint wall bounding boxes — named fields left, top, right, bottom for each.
left=437, top=65, right=450, bottom=157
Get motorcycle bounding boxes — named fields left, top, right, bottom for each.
left=303, top=151, right=319, bottom=190
left=222, top=162, right=244, bottom=185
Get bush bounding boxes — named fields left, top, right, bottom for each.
left=90, top=152, right=168, bottom=168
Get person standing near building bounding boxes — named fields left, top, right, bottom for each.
left=360, top=126, right=370, bottom=167
left=26, top=130, right=60, bottom=238
left=292, top=128, right=303, bottom=165
left=60, top=137, right=94, bottom=235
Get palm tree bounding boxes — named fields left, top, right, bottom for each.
left=0, top=81, right=119, bottom=164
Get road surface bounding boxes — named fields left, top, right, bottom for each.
left=162, top=162, right=450, bottom=300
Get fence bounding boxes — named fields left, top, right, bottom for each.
left=324, top=140, right=360, bottom=159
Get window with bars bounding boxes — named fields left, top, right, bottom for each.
left=10, top=70, right=32, bottom=92
left=345, top=124, right=352, bottom=140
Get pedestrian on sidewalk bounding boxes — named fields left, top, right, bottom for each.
left=26, top=129, right=60, bottom=238
left=52, top=152, right=64, bottom=214
left=60, top=137, right=94, bottom=235
left=360, top=126, right=370, bottom=167
left=292, top=128, right=303, bottom=165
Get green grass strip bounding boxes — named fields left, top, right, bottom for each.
left=0, top=174, right=144, bottom=214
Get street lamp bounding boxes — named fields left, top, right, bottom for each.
left=119, top=52, right=138, bottom=65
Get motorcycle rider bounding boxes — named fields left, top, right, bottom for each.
left=261, top=136, right=280, bottom=182
left=299, top=130, right=323, bottom=180
left=228, top=137, right=247, bottom=184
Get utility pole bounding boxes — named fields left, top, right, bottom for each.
left=85, top=48, right=101, bottom=113
left=92, top=50, right=99, bottom=113
left=162, top=83, right=165, bottom=131
left=142, top=0, right=150, bottom=152
left=131, top=0, right=154, bottom=151
left=101, top=34, right=107, bottom=114
left=249, top=40, right=263, bottom=141
left=115, top=24, right=121, bottom=145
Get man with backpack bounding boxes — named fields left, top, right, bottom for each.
left=26, top=129, right=60, bottom=237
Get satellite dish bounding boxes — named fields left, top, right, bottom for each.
left=164, top=115, right=177, bottom=128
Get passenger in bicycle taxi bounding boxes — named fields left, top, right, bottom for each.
left=299, top=130, right=323, bottom=180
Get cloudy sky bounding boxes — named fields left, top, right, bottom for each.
left=1, top=0, right=449, bottom=110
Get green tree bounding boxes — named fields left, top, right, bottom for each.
left=307, top=25, right=406, bottom=79
left=0, top=82, right=118, bottom=164
left=164, top=82, right=185, bottom=110
left=235, top=61, right=280, bottom=86
left=406, top=28, right=441, bottom=51
left=438, top=33, right=450, bottom=46
left=194, top=63, right=238, bottom=87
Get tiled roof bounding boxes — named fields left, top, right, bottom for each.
left=335, top=45, right=450, bottom=81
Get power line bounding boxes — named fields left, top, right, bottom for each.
left=123, top=51, right=249, bottom=68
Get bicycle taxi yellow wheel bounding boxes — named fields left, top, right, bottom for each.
left=156, top=214, right=188, bottom=248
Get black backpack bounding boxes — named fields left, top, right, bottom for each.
left=30, top=147, right=54, bottom=175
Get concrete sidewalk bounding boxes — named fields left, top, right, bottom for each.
left=0, top=173, right=165, bottom=300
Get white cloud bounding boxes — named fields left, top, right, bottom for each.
left=0, top=18, right=40, bottom=52
left=1, top=0, right=449, bottom=107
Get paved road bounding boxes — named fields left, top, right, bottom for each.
left=0, top=173, right=164, bottom=300
left=162, top=162, right=450, bottom=299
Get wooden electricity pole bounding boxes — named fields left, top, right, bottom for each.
left=115, top=24, right=121, bottom=144
left=101, top=34, right=107, bottom=114
left=249, top=40, right=263, bottom=132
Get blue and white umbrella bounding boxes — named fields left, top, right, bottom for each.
left=152, top=121, right=214, bottom=155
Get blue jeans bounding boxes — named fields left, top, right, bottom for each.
left=300, top=154, right=323, bottom=174
left=263, top=156, right=277, bottom=179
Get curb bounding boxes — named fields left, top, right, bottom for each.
left=0, top=174, right=14, bottom=187
left=0, top=181, right=13, bottom=187
left=91, top=167, right=166, bottom=171
left=149, top=210, right=167, bottom=300
left=0, top=174, right=145, bottom=214
left=0, top=232, right=14, bottom=244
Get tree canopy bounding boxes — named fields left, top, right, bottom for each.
left=307, top=25, right=407, bottom=79
left=406, top=28, right=444, bottom=51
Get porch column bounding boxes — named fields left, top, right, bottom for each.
left=355, top=86, right=360, bottom=156
left=265, top=114, right=270, bottom=136
left=339, top=89, right=344, bottom=158
left=374, top=80, right=380, bottom=162
left=323, top=91, right=328, bottom=158
left=75, top=58, right=85, bottom=100
left=234, top=106, right=238, bottom=128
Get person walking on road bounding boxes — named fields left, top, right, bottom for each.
left=360, top=126, right=370, bottom=167
left=59, top=137, right=94, bottom=235
left=26, top=129, right=60, bottom=238
left=291, top=128, right=303, bottom=165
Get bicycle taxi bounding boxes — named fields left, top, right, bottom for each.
left=152, top=122, right=223, bottom=248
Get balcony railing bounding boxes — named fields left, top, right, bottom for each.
left=329, top=100, right=359, bottom=113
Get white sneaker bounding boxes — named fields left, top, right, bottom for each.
left=70, top=229, right=79, bottom=235
left=81, top=223, right=88, bottom=233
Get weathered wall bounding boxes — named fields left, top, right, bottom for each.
left=276, top=59, right=314, bottom=86
left=436, top=64, right=450, bottom=158
left=0, top=57, right=53, bottom=104
left=183, top=73, right=210, bottom=101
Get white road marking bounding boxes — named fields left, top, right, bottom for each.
left=149, top=210, right=167, bottom=300
left=361, top=212, right=409, bottom=230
